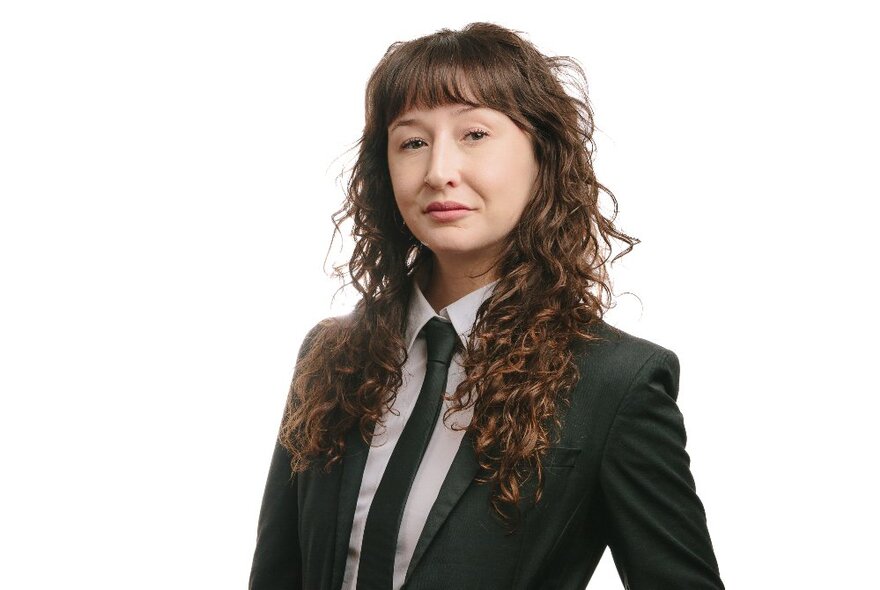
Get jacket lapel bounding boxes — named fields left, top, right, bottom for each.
left=330, top=425, right=370, bottom=590
left=403, top=431, right=480, bottom=584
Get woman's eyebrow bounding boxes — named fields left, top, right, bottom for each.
left=389, top=105, right=481, bottom=133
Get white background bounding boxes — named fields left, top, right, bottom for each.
left=1, top=1, right=877, bottom=588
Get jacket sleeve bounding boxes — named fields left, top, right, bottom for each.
left=599, top=349, right=725, bottom=590
left=249, top=323, right=323, bottom=590
left=249, top=440, right=303, bottom=590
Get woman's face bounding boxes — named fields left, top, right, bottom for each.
left=387, top=103, right=539, bottom=272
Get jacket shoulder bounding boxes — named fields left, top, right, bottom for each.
left=575, top=319, right=677, bottom=369
left=565, top=319, right=681, bottom=412
left=296, top=313, right=356, bottom=358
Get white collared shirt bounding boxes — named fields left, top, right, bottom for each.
left=342, top=276, right=500, bottom=590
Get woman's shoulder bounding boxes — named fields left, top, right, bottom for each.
left=303, top=312, right=356, bottom=337
left=295, top=313, right=357, bottom=360
left=573, top=318, right=679, bottom=380
left=563, top=319, right=682, bottom=420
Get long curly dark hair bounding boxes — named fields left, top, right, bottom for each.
left=280, top=22, right=639, bottom=528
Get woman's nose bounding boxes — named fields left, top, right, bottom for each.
left=423, top=137, right=462, bottom=190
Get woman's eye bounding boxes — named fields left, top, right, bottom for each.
left=401, top=138, right=426, bottom=150
left=465, top=130, right=488, bottom=141
left=400, top=130, right=488, bottom=150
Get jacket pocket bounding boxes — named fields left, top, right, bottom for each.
left=543, top=445, right=581, bottom=470
left=516, top=446, right=582, bottom=516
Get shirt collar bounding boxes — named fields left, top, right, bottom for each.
left=405, top=275, right=500, bottom=351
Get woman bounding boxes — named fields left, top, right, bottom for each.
left=250, top=22, right=724, bottom=590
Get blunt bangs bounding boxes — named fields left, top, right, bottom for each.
left=374, top=35, right=529, bottom=131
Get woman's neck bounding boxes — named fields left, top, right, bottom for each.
left=418, top=254, right=498, bottom=313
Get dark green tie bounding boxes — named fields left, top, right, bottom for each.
left=356, top=317, right=459, bottom=589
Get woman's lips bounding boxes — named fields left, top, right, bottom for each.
left=426, top=208, right=472, bottom=221
left=425, top=201, right=472, bottom=221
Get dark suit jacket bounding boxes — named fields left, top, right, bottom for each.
left=249, top=319, right=724, bottom=589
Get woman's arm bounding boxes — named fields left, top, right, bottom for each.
left=249, top=323, right=323, bottom=590
left=599, top=349, right=725, bottom=589
left=249, top=441, right=303, bottom=590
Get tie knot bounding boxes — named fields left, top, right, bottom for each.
left=421, top=317, right=459, bottom=367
